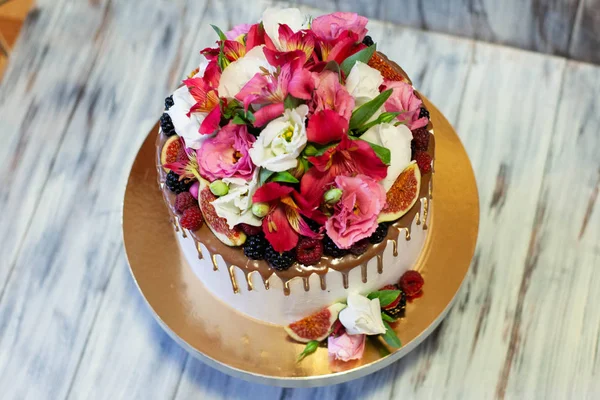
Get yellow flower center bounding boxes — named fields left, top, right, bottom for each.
left=282, top=126, right=294, bottom=142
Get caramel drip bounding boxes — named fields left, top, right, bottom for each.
left=341, top=271, right=349, bottom=289
left=302, top=277, right=310, bottom=292
left=195, top=242, right=204, bottom=260
left=211, top=254, right=219, bottom=271
left=262, top=276, right=270, bottom=290
left=376, top=254, right=383, bottom=274
left=246, top=271, right=254, bottom=291
left=228, top=265, right=240, bottom=294
left=390, top=239, right=398, bottom=257
left=360, top=263, right=368, bottom=283
left=283, top=280, right=291, bottom=296
left=319, top=274, right=327, bottom=290
left=422, top=198, right=429, bottom=230
left=415, top=211, right=421, bottom=226
left=181, top=228, right=187, bottom=238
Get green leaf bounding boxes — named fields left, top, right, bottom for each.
left=245, top=109, right=256, bottom=123
left=270, top=171, right=299, bottom=184
left=284, top=95, right=304, bottom=110
left=231, top=115, right=246, bottom=125
left=302, top=142, right=336, bottom=158
left=210, top=24, right=228, bottom=41
left=340, top=44, right=376, bottom=77
left=381, top=321, right=402, bottom=348
left=354, top=112, right=402, bottom=135
left=349, top=89, right=393, bottom=130
left=368, top=336, right=391, bottom=357
left=367, top=290, right=401, bottom=307
left=361, top=140, right=391, bottom=165
left=259, top=168, right=275, bottom=185
left=381, top=312, right=397, bottom=323
left=297, top=340, right=320, bottom=362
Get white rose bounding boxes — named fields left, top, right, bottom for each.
left=345, top=61, right=384, bottom=106
left=339, top=293, right=386, bottom=335
left=249, top=105, right=309, bottom=172
left=262, top=7, right=308, bottom=51
left=218, top=45, right=274, bottom=99
left=361, top=122, right=413, bottom=191
left=212, top=172, right=262, bottom=229
left=167, top=55, right=212, bottom=149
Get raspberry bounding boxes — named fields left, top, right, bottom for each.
left=265, top=244, right=296, bottom=271
left=239, top=223, right=262, bottom=236
left=296, top=237, right=324, bottom=265
left=165, top=171, right=192, bottom=194
left=180, top=207, right=203, bottom=230
left=350, top=238, right=369, bottom=256
left=368, top=223, right=389, bottom=244
left=174, top=192, right=196, bottom=213
left=362, top=35, right=374, bottom=47
left=412, top=127, right=430, bottom=152
left=243, top=234, right=267, bottom=260
left=323, top=236, right=348, bottom=258
left=160, top=113, right=176, bottom=136
left=399, top=270, right=424, bottom=297
left=415, top=151, right=432, bottom=174
left=419, top=107, right=430, bottom=120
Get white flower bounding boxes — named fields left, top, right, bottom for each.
left=211, top=171, right=262, bottom=229
left=167, top=55, right=212, bottom=149
left=218, top=45, right=274, bottom=99
left=249, top=105, right=309, bottom=172
left=262, top=7, right=309, bottom=51
left=339, top=293, right=386, bottom=335
left=345, top=61, right=384, bottom=106
left=361, top=123, right=413, bottom=191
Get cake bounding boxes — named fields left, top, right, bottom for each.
left=156, top=8, right=432, bottom=361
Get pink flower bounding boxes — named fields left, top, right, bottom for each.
left=306, top=110, right=349, bottom=145
left=325, top=174, right=386, bottom=249
left=327, top=333, right=366, bottom=362
left=311, top=12, right=369, bottom=42
left=197, top=123, right=256, bottom=181
left=225, top=23, right=252, bottom=40
left=310, top=70, right=355, bottom=121
left=382, top=80, right=428, bottom=130
left=263, top=24, right=316, bottom=67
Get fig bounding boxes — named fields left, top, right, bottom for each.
left=160, top=136, right=182, bottom=172
left=198, top=178, right=247, bottom=246
left=378, top=161, right=421, bottom=223
left=285, top=303, right=346, bottom=343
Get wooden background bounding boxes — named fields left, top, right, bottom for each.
left=0, top=0, right=599, bottom=398
left=283, top=0, right=600, bottom=65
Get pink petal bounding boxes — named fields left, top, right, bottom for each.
left=262, top=205, right=298, bottom=252
left=288, top=67, right=315, bottom=100
left=246, top=23, right=265, bottom=51
left=306, top=110, right=348, bottom=145
left=253, top=182, right=295, bottom=203
left=199, top=106, right=221, bottom=134
left=253, top=103, right=285, bottom=127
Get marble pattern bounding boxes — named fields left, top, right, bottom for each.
left=0, top=0, right=598, bottom=398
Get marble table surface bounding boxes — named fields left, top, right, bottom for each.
left=0, top=0, right=598, bottom=399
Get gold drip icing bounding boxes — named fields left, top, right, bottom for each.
left=422, top=198, right=429, bottom=230
left=341, top=271, right=349, bottom=289
left=319, top=275, right=327, bottom=290
left=283, top=280, right=291, bottom=296
left=262, top=276, right=270, bottom=290
left=390, top=239, right=398, bottom=257
left=377, top=254, right=384, bottom=274
left=196, top=242, right=204, bottom=259
left=245, top=271, right=255, bottom=291
left=228, top=265, right=240, bottom=294
left=211, top=254, right=219, bottom=271
left=415, top=211, right=421, bottom=226
left=302, top=277, right=310, bottom=292
left=360, top=263, right=368, bottom=283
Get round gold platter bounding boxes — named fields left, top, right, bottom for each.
left=122, top=98, right=479, bottom=387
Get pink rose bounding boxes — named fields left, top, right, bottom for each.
left=311, top=12, right=368, bottom=42
left=197, top=123, right=256, bottom=181
left=225, top=23, right=252, bottom=40
left=311, top=70, right=355, bottom=121
left=325, top=174, right=386, bottom=249
left=328, top=333, right=366, bottom=362
left=382, top=80, right=428, bottom=130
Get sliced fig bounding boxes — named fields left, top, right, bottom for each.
left=378, top=161, right=421, bottom=223
left=198, top=178, right=246, bottom=246
left=285, top=303, right=346, bottom=343
left=160, top=136, right=182, bottom=172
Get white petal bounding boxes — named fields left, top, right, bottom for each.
left=346, top=61, right=384, bottom=106
left=262, top=7, right=308, bottom=51
left=217, top=46, right=273, bottom=99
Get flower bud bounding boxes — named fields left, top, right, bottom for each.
left=251, top=202, right=270, bottom=218
left=324, top=188, right=343, bottom=204
left=209, top=180, right=229, bottom=197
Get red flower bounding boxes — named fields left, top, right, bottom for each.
left=306, top=110, right=349, bottom=145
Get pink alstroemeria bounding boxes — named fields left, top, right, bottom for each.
left=306, top=110, right=349, bottom=145
left=328, top=332, right=366, bottom=362
left=245, top=23, right=266, bottom=51
left=382, top=80, right=428, bottom=130
left=310, top=70, right=355, bottom=120
left=252, top=183, right=321, bottom=252
left=225, top=23, right=252, bottom=41
left=311, top=12, right=369, bottom=42
left=183, top=61, right=222, bottom=134
left=300, top=134, right=388, bottom=199
left=315, top=30, right=364, bottom=65
left=263, top=24, right=316, bottom=67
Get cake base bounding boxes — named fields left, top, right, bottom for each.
left=122, top=98, right=479, bottom=387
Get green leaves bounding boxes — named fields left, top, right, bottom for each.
left=210, top=24, right=227, bottom=41
left=258, top=169, right=299, bottom=185
left=354, top=112, right=402, bottom=135
left=302, top=142, right=336, bottom=158
left=284, top=95, right=304, bottom=110
left=381, top=312, right=396, bottom=323
left=211, top=24, right=229, bottom=71
left=297, top=340, right=320, bottom=362
left=381, top=321, right=402, bottom=348
left=340, top=44, right=376, bottom=76
left=259, top=168, right=274, bottom=185
left=231, top=109, right=255, bottom=125
left=349, top=89, right=393, bottom=131
left=367, top=290, right=401, bottom=307
left=361, top=140, right=391, bottom=165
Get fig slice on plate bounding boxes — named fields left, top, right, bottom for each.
left=378, top=161, right=421, bottom=223
left=198, top=178, right=247, bottom=246
left=285, top=303, right=346, bottom=343
left=160, top=136, right=182, bottom=172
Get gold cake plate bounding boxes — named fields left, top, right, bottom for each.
left=122, top=97, right=479, bottom=387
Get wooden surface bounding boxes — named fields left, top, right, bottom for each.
left=0, top=0, right=599, bottom=398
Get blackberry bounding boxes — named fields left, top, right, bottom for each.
left=165, top=95, right=175, bottom=110
left=160, top=113, right=176, bottom=136
left=350, top=238, right=369, bottom=256
left=419, top=107, right=430, bottom=120
left=323, top=235, right=348, bottom=258
left=368, top=223, right=389, bottom=244
left=362, top=35, right=374, bottom=47
left=384, top=291, right=407, bottom=319
left=165, top=171, right=192, bottom=194
left=305, top=219, right=322, bottom=233
left=265, top=244, right=296, bottom=271
left=243, top=234, right=267, bottom=260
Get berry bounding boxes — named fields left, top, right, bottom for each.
left=265, top=244, right=296, bottom=271
left=296, top=237, right=324, bottom=265
left=369, top=223, right=389, bottom=244
left=380, top=284, right=406, bottom=318
left=400, top=270, right=424, bottom=297
left=415, top=151, right=432, bottom=174
left=165, top=95, right=175, bottom=110
left=180, top=207, right=203, bottom=230
left=412, top=127, right=430, bottom=152
left=176, top=144, right=188, bottom=162
left=350, top=238, right=369, bottom=256
left=362, top=35, right=374, bottom=47
left=419, top=107, right=430, bottom=120
left=174, top=192, right=196, bottom=214
left=323, top=235, right=348, bottom=258
left=165, top=171, right=192, bottom=194
left=305, top=219, right=322, bottom=234
left=243, top=234, right=267, bottom=260
left=160, top=113, right=176, bottom=136
left=239, top=223, right=262, bottom=236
